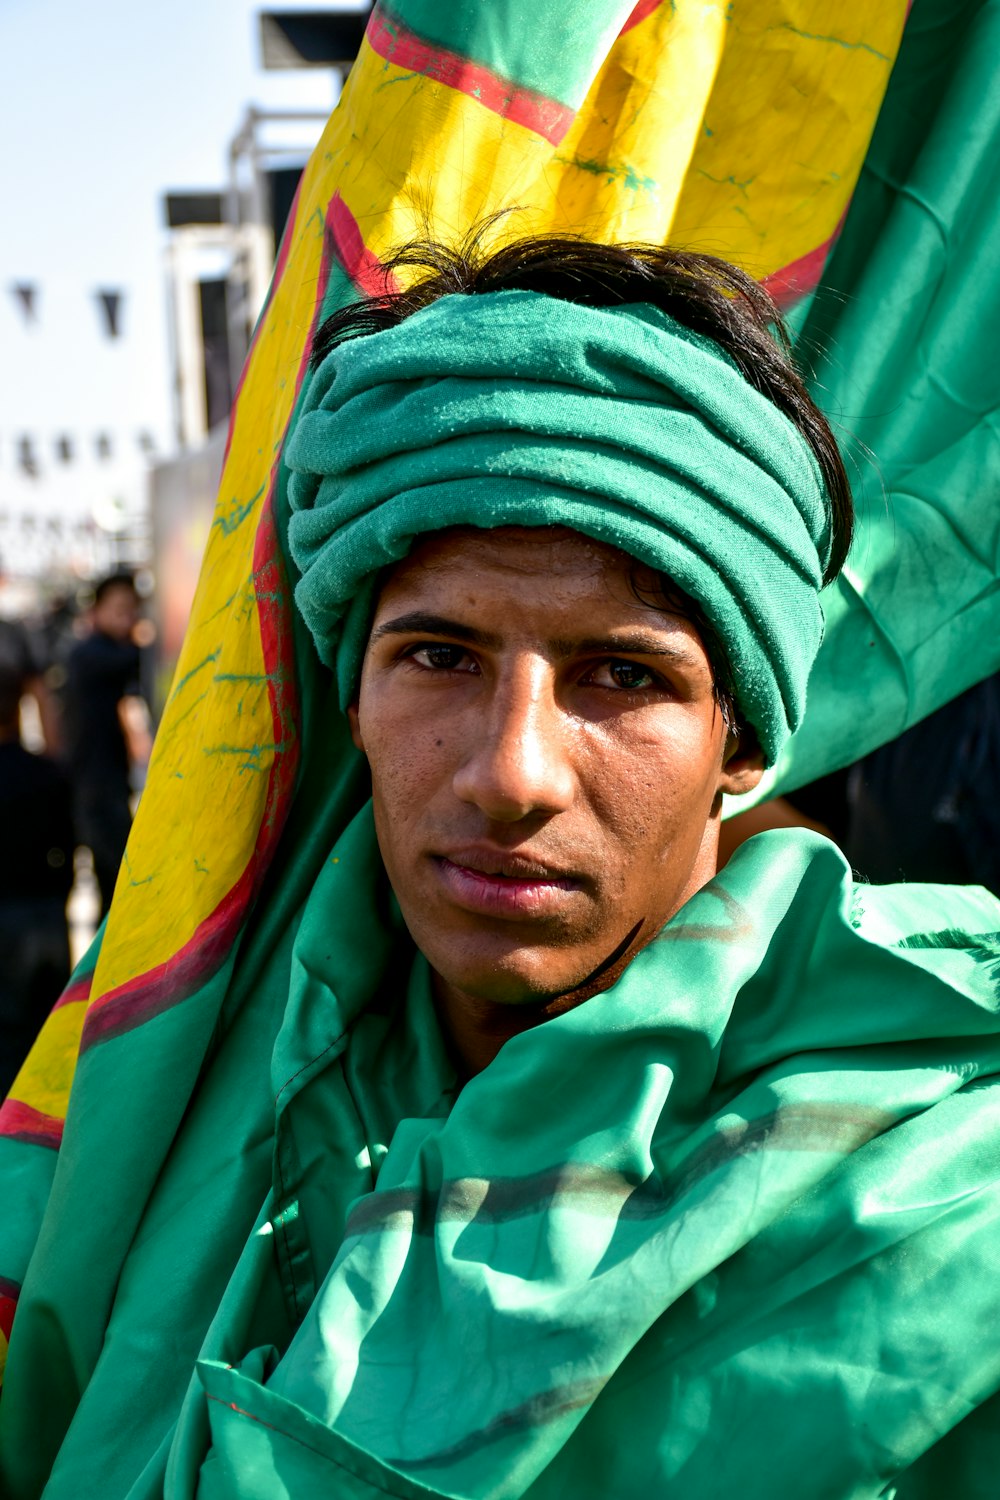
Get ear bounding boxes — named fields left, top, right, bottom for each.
left=346, top=702, right=366, bottom=754
left=718, top=728, right=766, bottom=799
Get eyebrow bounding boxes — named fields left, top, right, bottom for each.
left=369, top=612, right=504, bottom=650
left=369, top=612, right=699, bottom=665
left=553, top=633, right=698, bottom=664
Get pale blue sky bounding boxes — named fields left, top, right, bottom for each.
left=0, top=0, right=345, bottom=564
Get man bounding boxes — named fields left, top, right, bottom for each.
left=0, top=666, right=73, bottom=1096
left=62, top=572, right=146, bottom=918
left=2, top=241, right=999, bottom=1498
left=0, top=560, right=60, bottom=756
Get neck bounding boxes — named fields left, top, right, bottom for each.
left=429, top=920, right=647, bottom=1078
left=430, top=981, right=580, bottom=1079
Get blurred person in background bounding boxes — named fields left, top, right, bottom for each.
left=0, top=665, right=74, bottom=1098
left=63, top=572, right=151, bottom=920
left=34, top=588, right=85, bottom=737
left=0, top=556, right=62, bottom=756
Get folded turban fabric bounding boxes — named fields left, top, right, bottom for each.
left=286, top=290, right=833, bottom=764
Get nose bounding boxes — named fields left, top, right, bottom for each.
left=451, top=656, right=575, bottom=822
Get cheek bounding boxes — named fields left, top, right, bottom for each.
left=359, top=705, right=457, bottom=826
left=582, top=714, right=724, bottom=850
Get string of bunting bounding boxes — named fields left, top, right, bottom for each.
left=0, top=431, right=157, bottom=476
left=6, top=284, right=127, bottom=339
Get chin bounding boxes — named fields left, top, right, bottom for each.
left=419, top=935, right=590, bottom=1008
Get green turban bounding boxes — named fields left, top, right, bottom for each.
left=286, top=290, right=832, bottom=763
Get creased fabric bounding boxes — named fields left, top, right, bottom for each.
left=187, top=821, right=1000, bottom=1500
left=5, top=827, right=1000, bottom=1497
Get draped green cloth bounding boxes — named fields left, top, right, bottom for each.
left=25, top=823, right=997, bottom=1498
left=287, top=293, right=831, bottom=763
left=3, top=822, right=998, bottom=1496
left=248, top=825, right=1000, bottom=1500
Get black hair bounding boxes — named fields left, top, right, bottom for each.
left=312, top=231, right=854, bottom=736
left=93, top=571, right=137, bottom=607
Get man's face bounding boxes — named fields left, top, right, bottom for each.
left=93, top=584, right=138, bottom=643
left=349, top=527, right=761, bottom=1010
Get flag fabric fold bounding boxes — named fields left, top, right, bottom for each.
left=754, top=0, right=1000, bottom=799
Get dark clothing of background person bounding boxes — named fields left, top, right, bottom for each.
left=845, top=674, right=1000, bottom=895
left=0, top=616, right=41, bottom=683
left=0, top=739, right=74, bottom=1099
left=0, top=613, right=65, bottom=756
left=63, top=631, right=141, bottom=919
left=774, top=676, right=1000, bottom=896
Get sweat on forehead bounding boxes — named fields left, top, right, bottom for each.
left=286, top=287, right=832, bottom=765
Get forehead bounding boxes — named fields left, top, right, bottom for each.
left=377, top=526, right=644, bottom=608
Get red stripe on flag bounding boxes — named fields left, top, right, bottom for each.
left=0, top=1099, right=64, bottom=1151
left=761, top=210, right=849, bottom=310
left=0, top=1278, right=19, bottom=1342
left=52, top=970, right=94, bottom=1012
left=366, top=9, right=576, bottom=146
left=327, top=192, right=400, bottom=299
left=79, top=544, right=299, bottom=1047
left=79, top=869, right=258, bottom=1049
left=77, top=197, right=370, bottom=1051
left=621, top=0, right=664, bottom=34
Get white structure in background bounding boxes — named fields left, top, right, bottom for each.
left=163, top=106, right=329, bottom=452
left=154, top=103, right=328, bottom=694
left=0, top=276, right=161, bottom=586
left=152, top=5, right=371, bottom=696
left=164, top=216, right=258, bottom=453
left=162, top=4, right=374, bottom=450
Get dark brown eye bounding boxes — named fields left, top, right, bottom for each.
left=589, top=660, right=658, bottom=691
left=411, top=644, right=474, bottom=671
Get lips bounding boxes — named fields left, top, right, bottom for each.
left=433, top=847, right=583, bottom=919
left=440, top=846, right=578, bottom=881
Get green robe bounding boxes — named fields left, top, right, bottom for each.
left=4, top=823, right=999, bottom=1498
